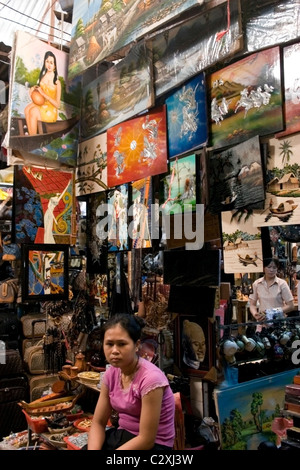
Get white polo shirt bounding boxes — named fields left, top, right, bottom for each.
left=249, top=275, right=294, bottom=313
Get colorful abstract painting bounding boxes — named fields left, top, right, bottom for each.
left=131, top=177, right=152, bottom=249
left=68, top=0, right=204, bottom=79
left=166, top=73, right=208, bottom=159
left=275, top=42, right=300, bottom=138
left=221, top=211, right=263, bottom=274
left=107, top=106, right=168, bottom=187
left=153, top=0, right=242, bottom=97
left=80, top=43, right=154, bottom=139
left=75, top=132, right=108, bottom=196
left=208, top=136, right=265, bottom=214
left=208, top=46, right=283, bottom=149
left=14, top=165, right=75, bottom=245
left=7, top=31, right=80, bottom=166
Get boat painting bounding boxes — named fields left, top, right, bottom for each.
left=9, top=116, right=80, bottom=153
left=264, top=199, right=298, bottom=223
left=237, top=253, right=259, bottom=267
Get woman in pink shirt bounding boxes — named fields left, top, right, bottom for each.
left=88, top=313, right=175, bottom=450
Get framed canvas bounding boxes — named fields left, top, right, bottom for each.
left=275, top=42, right=300, bottom=138
left=80, top=43, right=154, bottom=139
left=208, top=46, right=283, bottom=149
left=14, top=165, right=75, bottom=245
left=214, top=369, right=299, bottom=450
left=130, top=177, right=152, bottom=249
left=75, top=132, right=108, bottom=196
left=161, top=154, right=197, bottom=216
left=7, top=31, right=80, bottom=166
left=166, top=73, right=208, bottom=158
left=107, top=184, right=129, bottom=252
left=68, top=0, right=204, bottom=79
left=175, top=314, right=214, bottom=377
left=86, top=191, right=108, bottom=274
left=208, top=135, right=265, bottom=214
left=21, top=243, right=69, bottom=302
left=107, top=106, right=168, bottom=187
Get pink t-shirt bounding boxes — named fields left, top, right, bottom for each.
left=103, top=357, right=175, bottom=448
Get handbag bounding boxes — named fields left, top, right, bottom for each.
left=0, top=278, right=19, bottom=303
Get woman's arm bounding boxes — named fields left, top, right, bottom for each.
left=88, top=384, right=112, bottom=450
left=117, top=387, right=164, bottom=450
left=38, top=80, right=61, bottom=109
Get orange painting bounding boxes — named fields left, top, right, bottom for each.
left=107, top=106, right=168, bottom=187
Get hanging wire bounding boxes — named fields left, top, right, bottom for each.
left=0, top=1, right=71, bottom=45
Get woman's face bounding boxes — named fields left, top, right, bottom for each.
left=264, top=261, right=278, bottom=278
left=103, top=324, right=137, bottom=369
left=45, top=56, right=55, bottom=72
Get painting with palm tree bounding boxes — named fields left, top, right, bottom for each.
left=214, top=369, right=298, bottom=450
left=252, top=133, right=300, bottom=227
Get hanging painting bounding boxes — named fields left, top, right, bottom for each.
left=252, top=133, right=300, bottom=227
left=245, top=0, right=300, bottom=53
left=166, top=73, right=208, bottom=159
left=208, top=46, right=283, bottom=149
left=161, top=154, right=197, bottom=216
left=208, top=135, right=265, bottom=215
left=107, top=106, right=168, bottom=187
left=275, top=42, right=300, bottom=138
left=214, top=369, right=298, bottom=450
left=80, top=43, right=154, bottom=139
left=68, top=0, right=204, bottom=80
left=14, top=165, right=75, bottom=245
left=86, top=191, right=107, bottom=274
left=107, top=184, right=129, bottom=252
left=75, top=132, right=108, bottom=196
left=131, top=177, right=152, bottom=249
left=7, top=31, right=80, bottom=166
left=221, top=211, right=263, bottom=274
left=153, top=0, right=242, bottom=97
left=21, top=243, right=69, bottom=302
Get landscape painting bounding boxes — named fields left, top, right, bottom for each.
left=214, top=369, right=298, bottom=450
left=68, top=0, right=204, bottom=79
left=252, top=133, right=300, bottom=227
left=221, top=211, right=263, bottom=274
left=208, top=135, right=265, bottom=215
left=208, top=46, right=283, bottom=149
left=80, top=42, right=154, bottom=140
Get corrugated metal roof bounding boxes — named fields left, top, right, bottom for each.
left=0, top=0, right=72, bottom=49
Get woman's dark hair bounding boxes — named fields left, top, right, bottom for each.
left=263, top=257, right=280, bottom=268
left=100, top=314, right=145, bottom=343
left=38, top=51, right=58, bottom=85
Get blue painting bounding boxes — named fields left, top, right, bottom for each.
left=214, top=369, right=299, bottom=450
left=166, top=73, right=208, bottom=159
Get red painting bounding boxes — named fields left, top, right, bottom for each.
left=107, top=106, right=168, bottom=187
